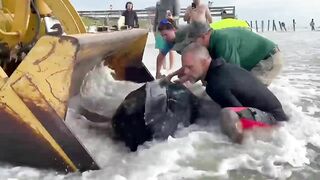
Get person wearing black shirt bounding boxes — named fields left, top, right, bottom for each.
left=167, top=42, right=288, bottom=142
left=122, top=2, right=139, bottom=29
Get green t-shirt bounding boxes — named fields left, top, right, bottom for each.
left=208, top=28, right=276, bottom=70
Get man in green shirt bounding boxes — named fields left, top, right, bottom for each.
left=173, top=22, right=283, bottom=86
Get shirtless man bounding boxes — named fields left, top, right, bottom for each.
left=184, top=0, right=212, bottom=24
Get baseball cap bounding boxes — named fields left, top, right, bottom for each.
left=187, top=21, right=211, bottom=39
left=173, top=21, right=211, bottom=53
left=158, top=18, right=177, bottom=31
left=172, top=25, right=191, bottom=53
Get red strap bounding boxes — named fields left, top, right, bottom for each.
left=227, top=107, right=247, bottom=112
left=240, top=118, right=271, bottom=129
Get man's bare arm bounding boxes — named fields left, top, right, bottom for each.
left=156, top=52, right=166, bottom=79
left=205, top=6, right=213, bottom=23
left=184, top=6, right=191, bottom=23
left=166, top=67, right=183, bottom=81
left=165, top=67, right=190, bottom=84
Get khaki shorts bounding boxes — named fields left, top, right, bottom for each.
left=251, top=51, right=283, bottom=86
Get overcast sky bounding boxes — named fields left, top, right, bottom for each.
left=71, top=0, right=320, bottom=27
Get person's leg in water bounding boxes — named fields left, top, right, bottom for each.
left=169, top=50, right=174, bottom=70
left=220, top=107, right=277, bottom=143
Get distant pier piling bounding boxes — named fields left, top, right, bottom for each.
left=272, top=20, right=277, bottom=31
left=278, top=21, right=283, bottom=31
left=244, top=19, right=306, bottom=32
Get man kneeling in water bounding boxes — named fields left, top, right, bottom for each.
left=167, top=43, right=289, bottom=143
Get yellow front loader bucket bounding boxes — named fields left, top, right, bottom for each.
left=0, top=29, right=152, bottom=172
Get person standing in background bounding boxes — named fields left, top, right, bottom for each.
left=184, top=0, right=212, bottom=24
left=153, top=0, right=180, bottom=77
left=154, top=0, right=180, bottom=30
left=122, top=2, right=139, bottom=29
left=310, top=19, right=315, bottom=31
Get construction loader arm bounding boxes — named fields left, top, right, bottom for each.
left=0, top=0, right=86, bottom=48
left=0, top=0, right=87, bottom=76
left=0, top=0, right=31, bottom=48
left=44, top=0, right=86, bottom=34
left=0, top=29, right=152, bottom=173
left=0, top=0, right=154, bottom=173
